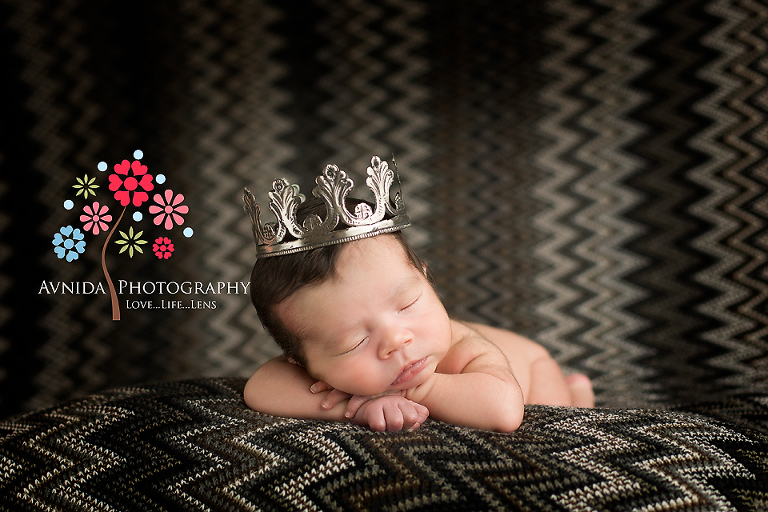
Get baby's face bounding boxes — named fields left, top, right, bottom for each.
left=276, top=235, right=452, bottom=396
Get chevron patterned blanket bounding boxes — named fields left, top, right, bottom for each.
left=3, top=0, right=768, bottom=509
left=1, top=378, right=767, bottom=511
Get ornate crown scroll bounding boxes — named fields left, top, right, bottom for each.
left=243, top=156, right=410, bottom=258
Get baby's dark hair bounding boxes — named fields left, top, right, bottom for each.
left=250, top=196, right=431, bottom=367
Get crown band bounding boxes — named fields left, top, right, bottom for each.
left=244, top=156, right=410, bottom=258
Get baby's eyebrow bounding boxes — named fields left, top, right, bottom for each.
left=390, top=272, right=422, bottom=303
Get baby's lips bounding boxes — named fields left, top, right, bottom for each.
left=391, top=357, right=428, bottom=386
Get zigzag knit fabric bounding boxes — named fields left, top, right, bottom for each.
left=2, top=378, right=767, bottom=511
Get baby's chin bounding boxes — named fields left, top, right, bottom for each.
left=320, top=379, right=389, bottom=397
left=349, top=382, right=404, bottom=397
left=322, top=364, right=435, bottom=397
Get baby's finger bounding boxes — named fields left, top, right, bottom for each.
left=321, top=388, right=352, bottom=409
left=367, top=407, right=386, bottom=432
left=409, top=403, right=430, bottom=430
left=398, top=404, right=417, bottom=428
left=310, top=381, right=333, bottom=394
left=382, top=402, right=404, bottom=432
left=344, top=394, right=369, bottom=418
left=416, top=402, right=429, bottom=422
left=398, top=402, right=422, bottom=429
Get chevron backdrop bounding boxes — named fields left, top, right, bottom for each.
left=1, top=0, right=768, bottom=418
left=3, top=1, right=768, bottom=510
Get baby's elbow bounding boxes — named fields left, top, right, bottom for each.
left=490, top=404, right=524, bottom=432
left=489, top=389, right=524, bottom=432
left=243, top=362, right=279, bottom=413
left=243, top=374, right=262, bottom=411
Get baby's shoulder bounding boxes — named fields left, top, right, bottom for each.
left=447, top=319, right=552, bottom=366
left=436, top=321, right=497, bottom=374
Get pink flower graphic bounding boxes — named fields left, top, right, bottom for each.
left=109, top=159, right=154, bottom=207
left=153, top=236, right=174, bottom=259
left=80, top=202, right=112, bottom=235
left=149, top=190, right=189, bottom=230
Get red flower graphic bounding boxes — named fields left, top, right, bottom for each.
left=80, top=202, right=112, bottom=235
left=109, top=159, right=154, bottom=207
left=153, top=236, right=174, bottom=259
left=149, top=189, right=189, bottom=230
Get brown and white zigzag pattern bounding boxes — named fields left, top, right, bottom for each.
left=534, top=0, right=659, bottom=406
left=312, top=0, right=432, bottom=248
left=379, top=0, right=431, bottom=248
left=6, top=0, right=108, bottom=411
left=566, top=0, right=657, bottom=403
left=173, top=0, right=291, bottom=377
left=689, top=0, right=768, bottom=389
left=622, top=0, right=727, bottom=401
left=2, top=378, right=765, bottom=511
left=533, top=0, right=595, bottom=366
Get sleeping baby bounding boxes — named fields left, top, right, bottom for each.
left=243, top=157, right=594, bottom=432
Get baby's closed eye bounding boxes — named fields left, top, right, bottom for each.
left=341, top=337, right=368, bottom=354
left=399, top=294, right=421, bottom=312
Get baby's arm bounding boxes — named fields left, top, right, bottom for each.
left=244, top=357, right=350, bottom=421
left=404, top=323, right=525, bottom=432
left=466, top=322, right=594, bottom=408
left=244, top=357, right=428, bottom=430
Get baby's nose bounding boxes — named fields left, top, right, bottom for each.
left=379, top=327, right=412, bottom=358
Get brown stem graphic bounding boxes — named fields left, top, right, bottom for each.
left=102, top=205, right=127, bottom=321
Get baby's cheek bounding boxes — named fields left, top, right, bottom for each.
left=339, top=365, right=388, bottom=396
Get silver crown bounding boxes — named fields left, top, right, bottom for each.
left=244, top=156, right=410, bottom=258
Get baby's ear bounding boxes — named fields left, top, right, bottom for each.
left=287, top=357, right=303, bottom=367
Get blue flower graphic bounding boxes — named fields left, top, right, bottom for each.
left=53, top=225, right=86, bottom=262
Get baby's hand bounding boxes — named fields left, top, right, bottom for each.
left=311, top=381, right=401, bottom=414
left=310, top=381, right=428, bottom=431
left=350, top=395, right=429, bottom=432
left=310, top=381, right=353, bottom=410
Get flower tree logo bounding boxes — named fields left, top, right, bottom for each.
left=53, top=149, right=194, bottom=320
